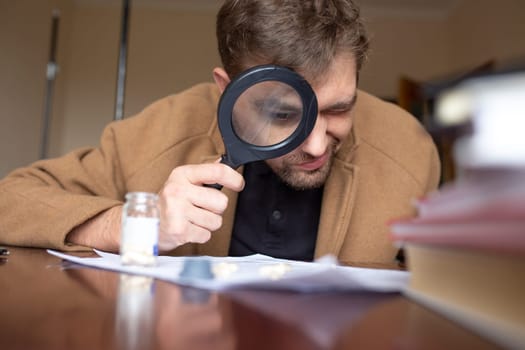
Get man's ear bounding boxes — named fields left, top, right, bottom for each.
left=212, top=67, right=231, bottom=93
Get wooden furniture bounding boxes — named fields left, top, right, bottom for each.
left=0, top=247, right=499, bottom=349
left=397, top=61, right=495, bottom=184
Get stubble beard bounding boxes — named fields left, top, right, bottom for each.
left=269, top=142, right=337, bottom=190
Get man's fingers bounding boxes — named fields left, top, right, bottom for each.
left=161, top=177, right=229, bottom=215
left=168, top=163, right=244, bottom=192
left=157, top=162, right=245, bottom=252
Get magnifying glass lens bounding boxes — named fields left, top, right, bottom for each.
left=214, top=64, right=317, bottom=172
left=232, top=81, right=303, bottom=147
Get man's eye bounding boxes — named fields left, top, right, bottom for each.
left=325, top=108, right=352, bottom=116
left=272, top=112, right=292, bottom=120
left=268, top=110, right=300, bottom=121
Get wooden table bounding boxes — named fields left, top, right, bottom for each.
left=0, top=247, right=499, bottom=349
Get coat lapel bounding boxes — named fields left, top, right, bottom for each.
left=314, top=120, right=360, bottom=259
left=314, top=159, right=358, bottom=258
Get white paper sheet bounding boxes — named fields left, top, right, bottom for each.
left=47, top=249, right=409, bottom=293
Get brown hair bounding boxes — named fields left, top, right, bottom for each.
left=216, top=0, right=369, bottom=80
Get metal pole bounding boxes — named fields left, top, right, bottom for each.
left=114, top=0, right=131, bottom=120
left=40, top=9, right=60, bottom=159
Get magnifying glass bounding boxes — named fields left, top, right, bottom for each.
left=217, top=64, right=318, bottom=170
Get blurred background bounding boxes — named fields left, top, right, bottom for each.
left=1, top=0, right=524, bottom=179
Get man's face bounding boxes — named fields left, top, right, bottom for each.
left=265, top=54, right=358, bottom=190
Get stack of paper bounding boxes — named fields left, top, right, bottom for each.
left=48, top=250, right=409, bottom=293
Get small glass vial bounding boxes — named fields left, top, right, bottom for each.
left=120, top=192, right=159, bottom=267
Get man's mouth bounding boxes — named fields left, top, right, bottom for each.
left=295, top=152, right=329, bottom=171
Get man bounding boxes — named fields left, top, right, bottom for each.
left=0, top=0, right=440, bottom=265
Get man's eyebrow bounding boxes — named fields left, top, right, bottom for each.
left=321, top=94, right=358, bottom=112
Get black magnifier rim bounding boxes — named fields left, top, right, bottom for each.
left=217, top=64, right=318, bottom=168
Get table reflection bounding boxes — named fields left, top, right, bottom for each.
left=67, top=267, right=237, bottom=350
left=0, top=247, right=499, bottom=350
left=116, top=275, right=155, bottom=350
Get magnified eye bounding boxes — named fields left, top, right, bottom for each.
left=273, top=111, right=290, bottom=120
left=269, top=110, right=300, bottom=123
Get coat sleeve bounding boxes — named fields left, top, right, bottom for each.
left=0, top=83, right=222, bottom=251
left=0, top=127, right=126, bottom=251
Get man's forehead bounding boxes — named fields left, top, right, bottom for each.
left=238, top=54, right=358, bottom=108
left=313, top=81, right=357, bottom=111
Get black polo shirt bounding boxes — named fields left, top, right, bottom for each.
left=228, top=161, right=323, bottom=261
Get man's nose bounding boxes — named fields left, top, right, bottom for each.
left=300, top=115, right=328, bottom=157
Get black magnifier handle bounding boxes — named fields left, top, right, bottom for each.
left=203, top=155, right=232, bottom=190
left=204, top=182, right=223, bottom=190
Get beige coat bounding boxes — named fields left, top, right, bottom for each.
left=0, top=83, right=440, bottom=265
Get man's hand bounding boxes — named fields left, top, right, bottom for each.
left=157, top=163, right=244, bottom=252
left=67, top=163, right=244, bottom=253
